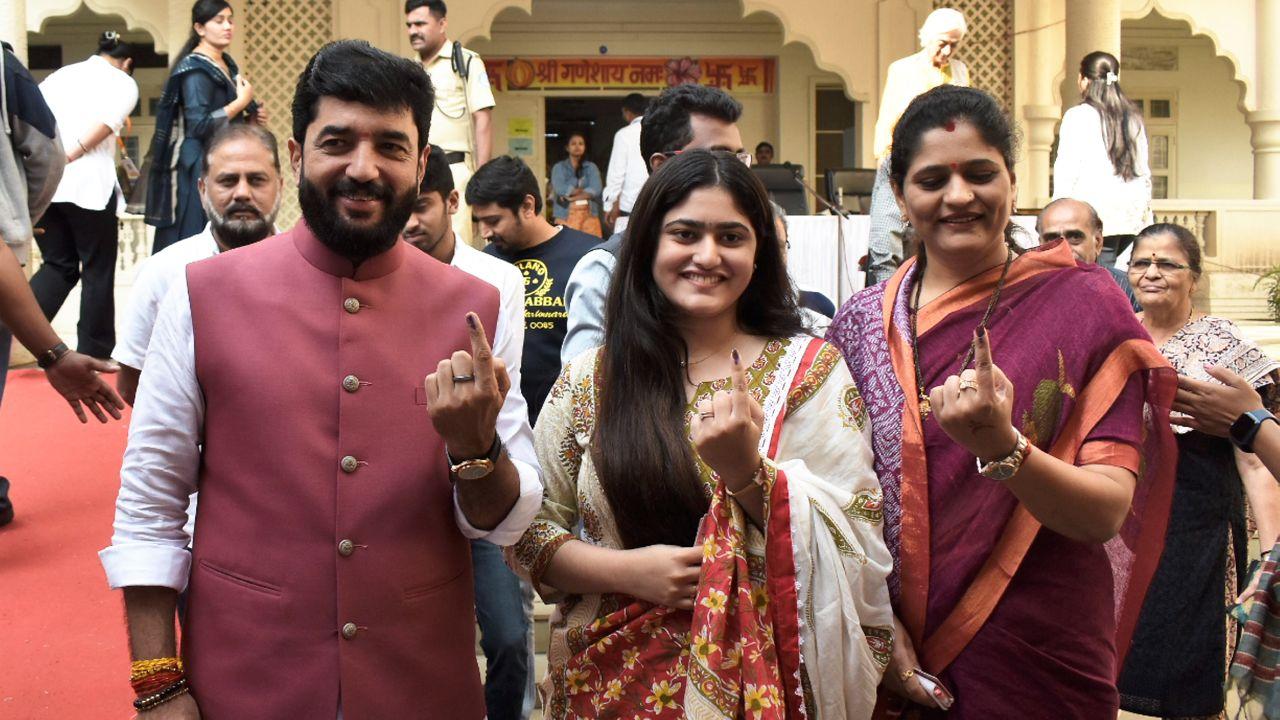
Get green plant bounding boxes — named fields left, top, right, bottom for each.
left=1256, top=266, right=1280, bottom=323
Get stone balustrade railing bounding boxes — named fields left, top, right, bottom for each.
left=28, top=214, right=153, bottom=277
left=1146, top=200, right=1280, bottom=320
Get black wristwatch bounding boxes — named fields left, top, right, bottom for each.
left=1230, top=409, right=1278, bottom=454
left=36, top=341, right=70, bottom=369
left=446, top=434, right=504, bottom=481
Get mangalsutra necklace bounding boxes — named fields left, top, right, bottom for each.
left=909, top=247, right=1014, bottom=419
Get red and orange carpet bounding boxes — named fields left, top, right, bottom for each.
left=0, top=369, right=135, bottom=719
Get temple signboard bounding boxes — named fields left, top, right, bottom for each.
left=486, top=56, right=775, bottom=94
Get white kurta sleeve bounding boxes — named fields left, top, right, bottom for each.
left=100, top=75, right=139, bottom=134
left=111, top=253, right=166, bottom=370
left=452, top=284, right=543, bottom=546
left=99, top=273, right=204, bottom=591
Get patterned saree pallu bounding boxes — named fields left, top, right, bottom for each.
left=557, top=480, right=791, bottom=720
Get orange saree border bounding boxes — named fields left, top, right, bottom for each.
left=880, top=243, right=1076, bottom=649
left=916, top=339, right=1172, bottom=672
left=881, top=242, right=1173, bottom=675
left=916, top=241, right=1077, bottom=335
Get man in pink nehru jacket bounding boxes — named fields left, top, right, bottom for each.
left=99, top=39, right=542, bottom=719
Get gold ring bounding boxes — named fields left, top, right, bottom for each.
left=900, top=668, right=915, bottom=683
left=958, top=379, right=979, bottom=392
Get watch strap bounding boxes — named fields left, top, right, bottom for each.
left=446, top=433, right=503, bottom=467
left=1235, top=409, right=1279, bottom=453
left=976, top=430, right=1030, bottom=479
left=36, top=342, right=70, bottom=369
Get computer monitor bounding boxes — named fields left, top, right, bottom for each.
left=752, top=164, right=808, bottom=215
left=825, top=168, right=877, bottom=214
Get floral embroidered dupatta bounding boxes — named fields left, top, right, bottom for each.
left=828, top=241, right=1177, bottom=716
left=514, top=337, right=893, bottom=719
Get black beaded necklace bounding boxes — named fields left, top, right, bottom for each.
left=908, top=246, right=1014, bottom=419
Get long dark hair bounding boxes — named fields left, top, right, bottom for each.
left=889, top=85, right=1026, bottom=259
left=1079, top=51, right=1144, bottom=181
left=172, top=0, right=231, bottom=69
left=596, top=150, right=805, bottom=549
left=565, top=131, right=587, bottom=176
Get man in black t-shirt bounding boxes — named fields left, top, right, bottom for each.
left=470, top=156, right=599, bottom=423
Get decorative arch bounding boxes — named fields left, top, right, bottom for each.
left=737, top=0, right=872, bottom=102
left=28, top=0, right=168, bottom=51
left=1122, top=0, right=1253, bottom=113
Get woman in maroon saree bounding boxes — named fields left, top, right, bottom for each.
left=826, top=85, right=1177, bottom=718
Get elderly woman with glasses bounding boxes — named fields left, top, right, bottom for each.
left=1118, top=223, right=1280, bottom=719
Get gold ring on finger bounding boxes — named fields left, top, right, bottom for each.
left=958, top=379, right=979, bottom=392
left=900, top=668, right=915, bottom=683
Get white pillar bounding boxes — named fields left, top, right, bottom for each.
left=0, top=0, right=28, bottom=62
left=1022, top=106, right=1060, bottom=205
left=1249, top=0, right=1280, bottom=199
left=1018, top=0, right=1064, bottom=206
left=1062, top=0, right=1120, bottom=115
left=167, top=0, right=192, bottom=56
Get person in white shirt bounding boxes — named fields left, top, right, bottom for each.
left=30, top=31, right=138, bottom=359
left=402, top=143, right=534, bottom=720
left=114, top=123, right=283, bottom=406
left=601, top=92, right=648, bottom=234
left=1052, top=50, right=1152, bottom=267
left=111, top=123, right=281, bottom=554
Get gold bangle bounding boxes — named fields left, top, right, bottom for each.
left=130, top=657, right=183, bottom=680
left=726, top=463, right=766, bottom=499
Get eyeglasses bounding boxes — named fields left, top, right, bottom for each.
left=1128, top=258, right=1191, bottom=274
left=1040, top=230, right=1089, bottom=242
left=662, top=150, right=753, bottom=167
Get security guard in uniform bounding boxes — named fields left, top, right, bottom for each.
left=406, top=0, right=495, bottom=248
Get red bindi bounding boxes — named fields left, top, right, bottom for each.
left=949, top=162, right=959, bottom=171
left=943, top=120, right=956, bottom=132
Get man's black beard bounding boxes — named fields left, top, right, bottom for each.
left=208, top=201, right=274, bottom=249
left=298, top=174, right=417, bottom=265
left=486, top=214, right=524, bottom=253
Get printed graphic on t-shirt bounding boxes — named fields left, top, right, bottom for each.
left=484, top=227, right=599, bottom=423
left=518, top=258, right=552, bottom=297
left=516, top=258, right=565, bottom=332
